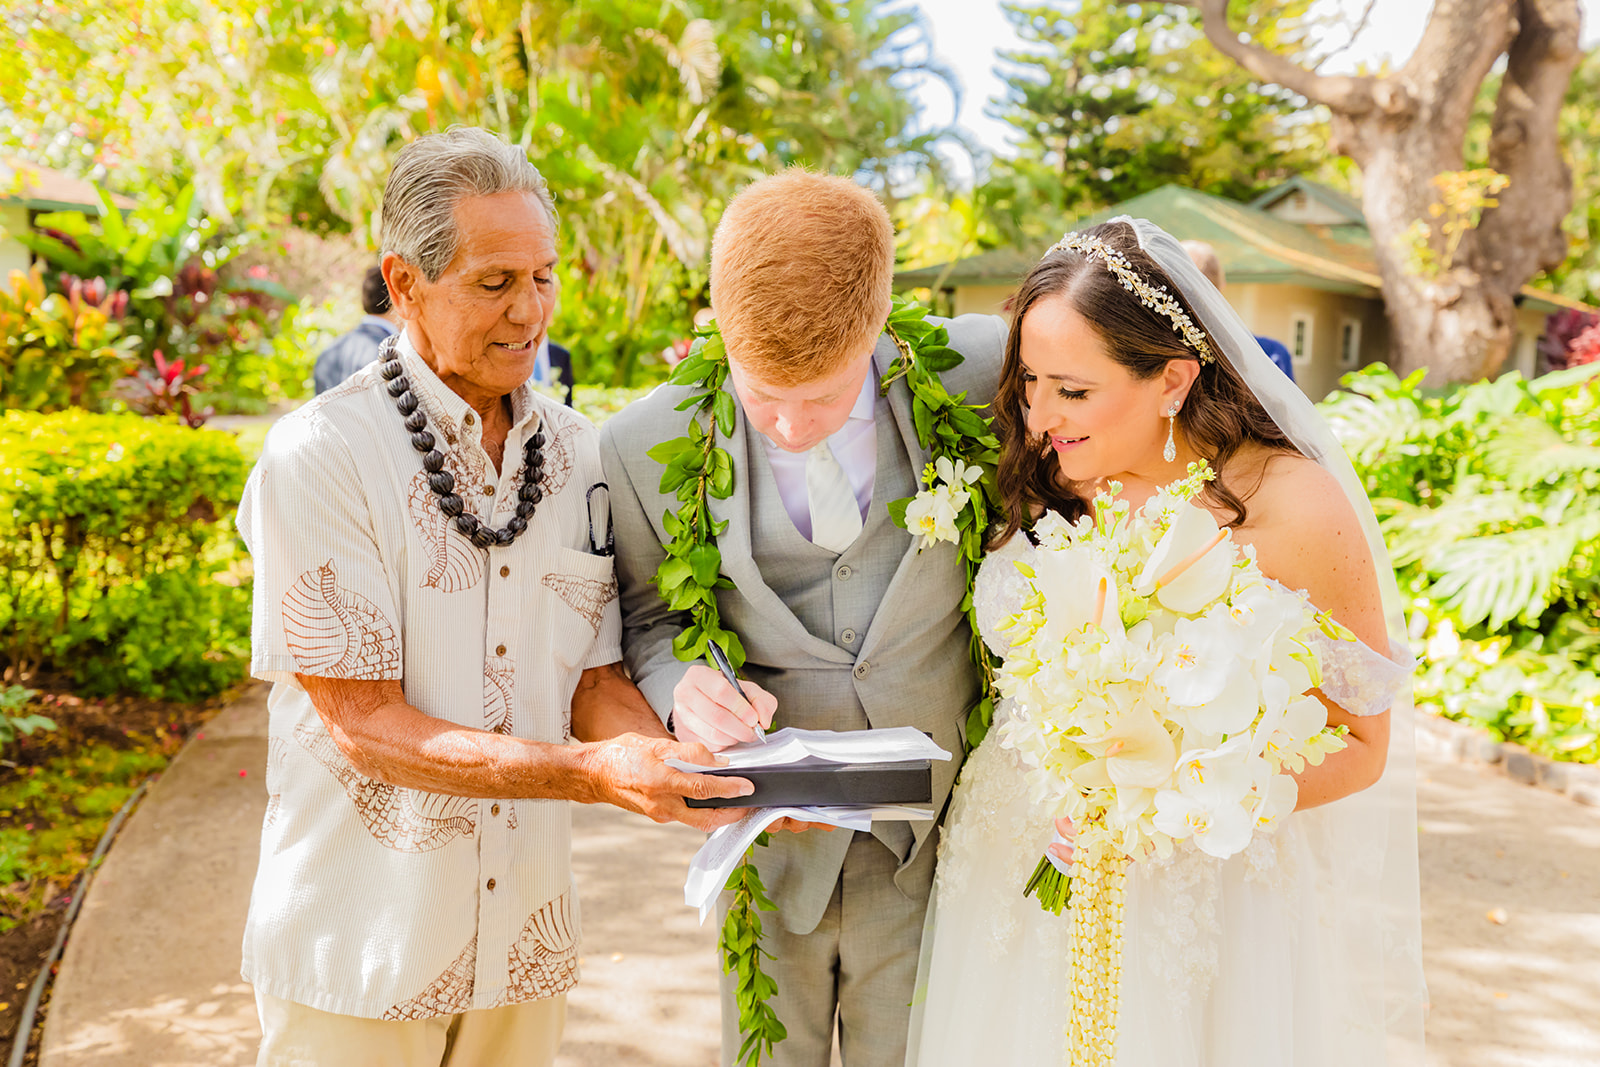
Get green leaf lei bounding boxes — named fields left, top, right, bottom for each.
left=648, top=294, right=1002, bottom=1065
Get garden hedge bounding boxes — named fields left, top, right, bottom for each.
left=0, top=409, right=252, bottom=699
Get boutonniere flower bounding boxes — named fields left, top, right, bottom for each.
left=904, top=456, right=986, bottom=550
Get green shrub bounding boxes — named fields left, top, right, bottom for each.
left=1322, top=362, right=1600, bottom=762
left=0, top=266, right=142, bottom=411
left=0, top=409, right=253, bottom=700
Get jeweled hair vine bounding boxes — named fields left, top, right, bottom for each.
left=1045, top=230, right=1215, bottom=363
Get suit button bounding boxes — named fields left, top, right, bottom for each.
left=486, top=878, right=496, bottom=891
left=853, top=660, right=871, bottom=679
left=491, top=803, right=501, bottom=816
left=836, top=565, right=853, bottom=581
left=840, top=629, right=857, bottom=645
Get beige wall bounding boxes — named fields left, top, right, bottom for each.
left=0, top=205, right=31, bottom=290
left=1233, top=283, right=1387, bottom=400
left=1510, top=305, right=1548, bottom=379
left=951, top=284, right=1016, bottom=319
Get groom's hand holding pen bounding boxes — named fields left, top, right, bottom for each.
left=670, top=661, right=779, bottom=752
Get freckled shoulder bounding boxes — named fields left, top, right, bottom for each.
left=1242, top=452, right=1387, bottom=648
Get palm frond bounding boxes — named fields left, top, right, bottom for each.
left=1381, top=490, right=1542, bottom=568
left=1423, top=502, right=1600, bottom=629
left=1481, top=414, right=1600, bottom=487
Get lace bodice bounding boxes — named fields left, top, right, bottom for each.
left=973, top=534, right=1413, bottom=718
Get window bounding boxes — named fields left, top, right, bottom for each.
left=1338, top=316, right=1362, bottom=370
left=1289, top=312, right=1314, bottom=367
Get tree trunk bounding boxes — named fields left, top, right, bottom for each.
left=1186, top=0, right=1584, bottom=383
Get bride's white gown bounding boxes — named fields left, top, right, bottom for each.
left=908, top=533, right=1417, bottom=1067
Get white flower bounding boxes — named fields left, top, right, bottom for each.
left=904, top=484, right=963, bottom=549
left=1134, top=502, right=1235, bottom=614
left=1153, top=618, right=1240, bottom=708
left=1033, top=549, right=1124, bottom=646
left=1152, top=736, right=1256, bottom=858
left=1249, top=769, right=1299, bottom=832
left=1252, top=694, right=1330, bottom=772
left=105, top=443, right=125, bottom=463
left=934, top=455, right=984, bottom=490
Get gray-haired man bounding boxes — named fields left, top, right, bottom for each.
left=237, top=127, right=752, bottom=1067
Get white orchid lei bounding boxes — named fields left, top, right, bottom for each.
left=994, top=461, right=1354, bottom=1066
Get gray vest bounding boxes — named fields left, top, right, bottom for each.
left=746, top=408, right=919, bottom=858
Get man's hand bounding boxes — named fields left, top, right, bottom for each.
left=670, top=664, right=779, bottom=750
left=579, top=732, right=756, bottom=832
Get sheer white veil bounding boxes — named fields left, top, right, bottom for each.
left=1119, top=216, right=1427, bottom=1061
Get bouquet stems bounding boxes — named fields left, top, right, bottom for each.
left=1023, top=853, right=1073, bottom=914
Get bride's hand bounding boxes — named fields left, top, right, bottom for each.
left=670, top=664, right=779, bottom=751
left=1046, top=816, right=1077, bottom=872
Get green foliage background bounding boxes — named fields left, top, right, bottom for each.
left=0, top=410, right=253, bottom=700
left=1323, top=364, right=1600, bottom=763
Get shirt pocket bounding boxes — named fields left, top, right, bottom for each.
left=543, top=546, right=619, bottom=672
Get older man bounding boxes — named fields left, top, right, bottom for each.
left=236, top=127, right=751, bottom=1067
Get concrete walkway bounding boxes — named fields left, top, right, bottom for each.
left=34, top=687, right=1600, bottom=1066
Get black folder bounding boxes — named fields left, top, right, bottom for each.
left=683, top=756, right=934, bottom=809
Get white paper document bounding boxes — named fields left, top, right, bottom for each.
left=679, top=727, right=952, bottom=921
left=685, top=805, right=936, bottom=921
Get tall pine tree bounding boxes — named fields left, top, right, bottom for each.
left=980, top=0, right=1326, bottom=244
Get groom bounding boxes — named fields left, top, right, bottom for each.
left=601, top=170, right=1005, bottom=1065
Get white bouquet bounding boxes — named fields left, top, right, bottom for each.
left=993, top=463, right=1352, bottom=1065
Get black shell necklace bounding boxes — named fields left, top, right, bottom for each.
left=380, top=352, right=545, bottom=549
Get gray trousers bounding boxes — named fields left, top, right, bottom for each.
left=718, top=830, right=936, bottom=1067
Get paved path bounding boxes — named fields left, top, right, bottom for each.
left=34, top=688, right=1600, bottom=1066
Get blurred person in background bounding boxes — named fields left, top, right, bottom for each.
left=314, top=265, right=401, bottom=394
left=1183, top=240, right=1295, bottom=383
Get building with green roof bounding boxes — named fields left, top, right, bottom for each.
left=896, top=180, right=1590, bottom=398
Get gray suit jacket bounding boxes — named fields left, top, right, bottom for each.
left=601, top=314, right=1006, bottom=932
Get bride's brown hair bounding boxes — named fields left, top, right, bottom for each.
left=989, top=221, right=1299, bottom=548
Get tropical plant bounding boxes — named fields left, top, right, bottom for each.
left=0, top=265, right=142, bottom=412
left=1321, top=362, right=1600, bottom=761
left=4, top=0, right=962, bottom=387
left=0, top=685, right=56, bottom=755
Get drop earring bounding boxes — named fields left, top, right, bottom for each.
left=1163, top=404, right=1179, bottom=463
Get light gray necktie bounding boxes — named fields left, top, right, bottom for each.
left=806, top=440, right=863, bottom=554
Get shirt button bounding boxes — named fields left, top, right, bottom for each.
left=464, top=413, right=475, bottom=426
left=840, top=628, right=857, bottom=645
left=486, top=878, right=496, bottom=891
left=496, top=644, right=507, bottom=656
left=483, top=485, right=495, bottom=496
left=853, top=660, right=871, bottom=680
left=491, top=803, right=501, bottom=816
left=500, top=565, right=511, bottom=578
left=836, top=565, right=853, bottom=581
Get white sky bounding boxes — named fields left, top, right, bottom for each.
left=905, top=0, right=1600, bottom=180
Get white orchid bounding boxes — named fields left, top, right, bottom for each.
left=904, top=483, right=964, bottom=549
left=1152, top=618, right=1240, bottom=707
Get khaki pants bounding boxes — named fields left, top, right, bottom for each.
left=255, top=989, right=566, bottom=1067
left=718, top=830, right=936, bottom=1067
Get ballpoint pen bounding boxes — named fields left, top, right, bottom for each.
left=707, top=640, right=767, bottom=745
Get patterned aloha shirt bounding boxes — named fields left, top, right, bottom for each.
left=236, top=328, right=620, bottom=1019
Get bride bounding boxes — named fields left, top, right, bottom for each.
left=906, top=219, right=1427, bottom=1065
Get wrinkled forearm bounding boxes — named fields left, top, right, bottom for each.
left=299, top=674, right=602, bottom=802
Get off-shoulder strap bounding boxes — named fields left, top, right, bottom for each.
left=1308, top=631, right=1415, bottom=718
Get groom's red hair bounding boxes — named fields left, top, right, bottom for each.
left=710, top=169, right=894, bottom=385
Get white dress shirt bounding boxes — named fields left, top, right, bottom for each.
left=237, top=329, right=620, bottom=1020
left=760, top=367, right=878, bottom=542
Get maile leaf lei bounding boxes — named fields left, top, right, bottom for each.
left=648, top=294, right=1002, bottom=1065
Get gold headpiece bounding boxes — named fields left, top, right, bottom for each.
left=1045, top=230, right=1215, bottom=363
